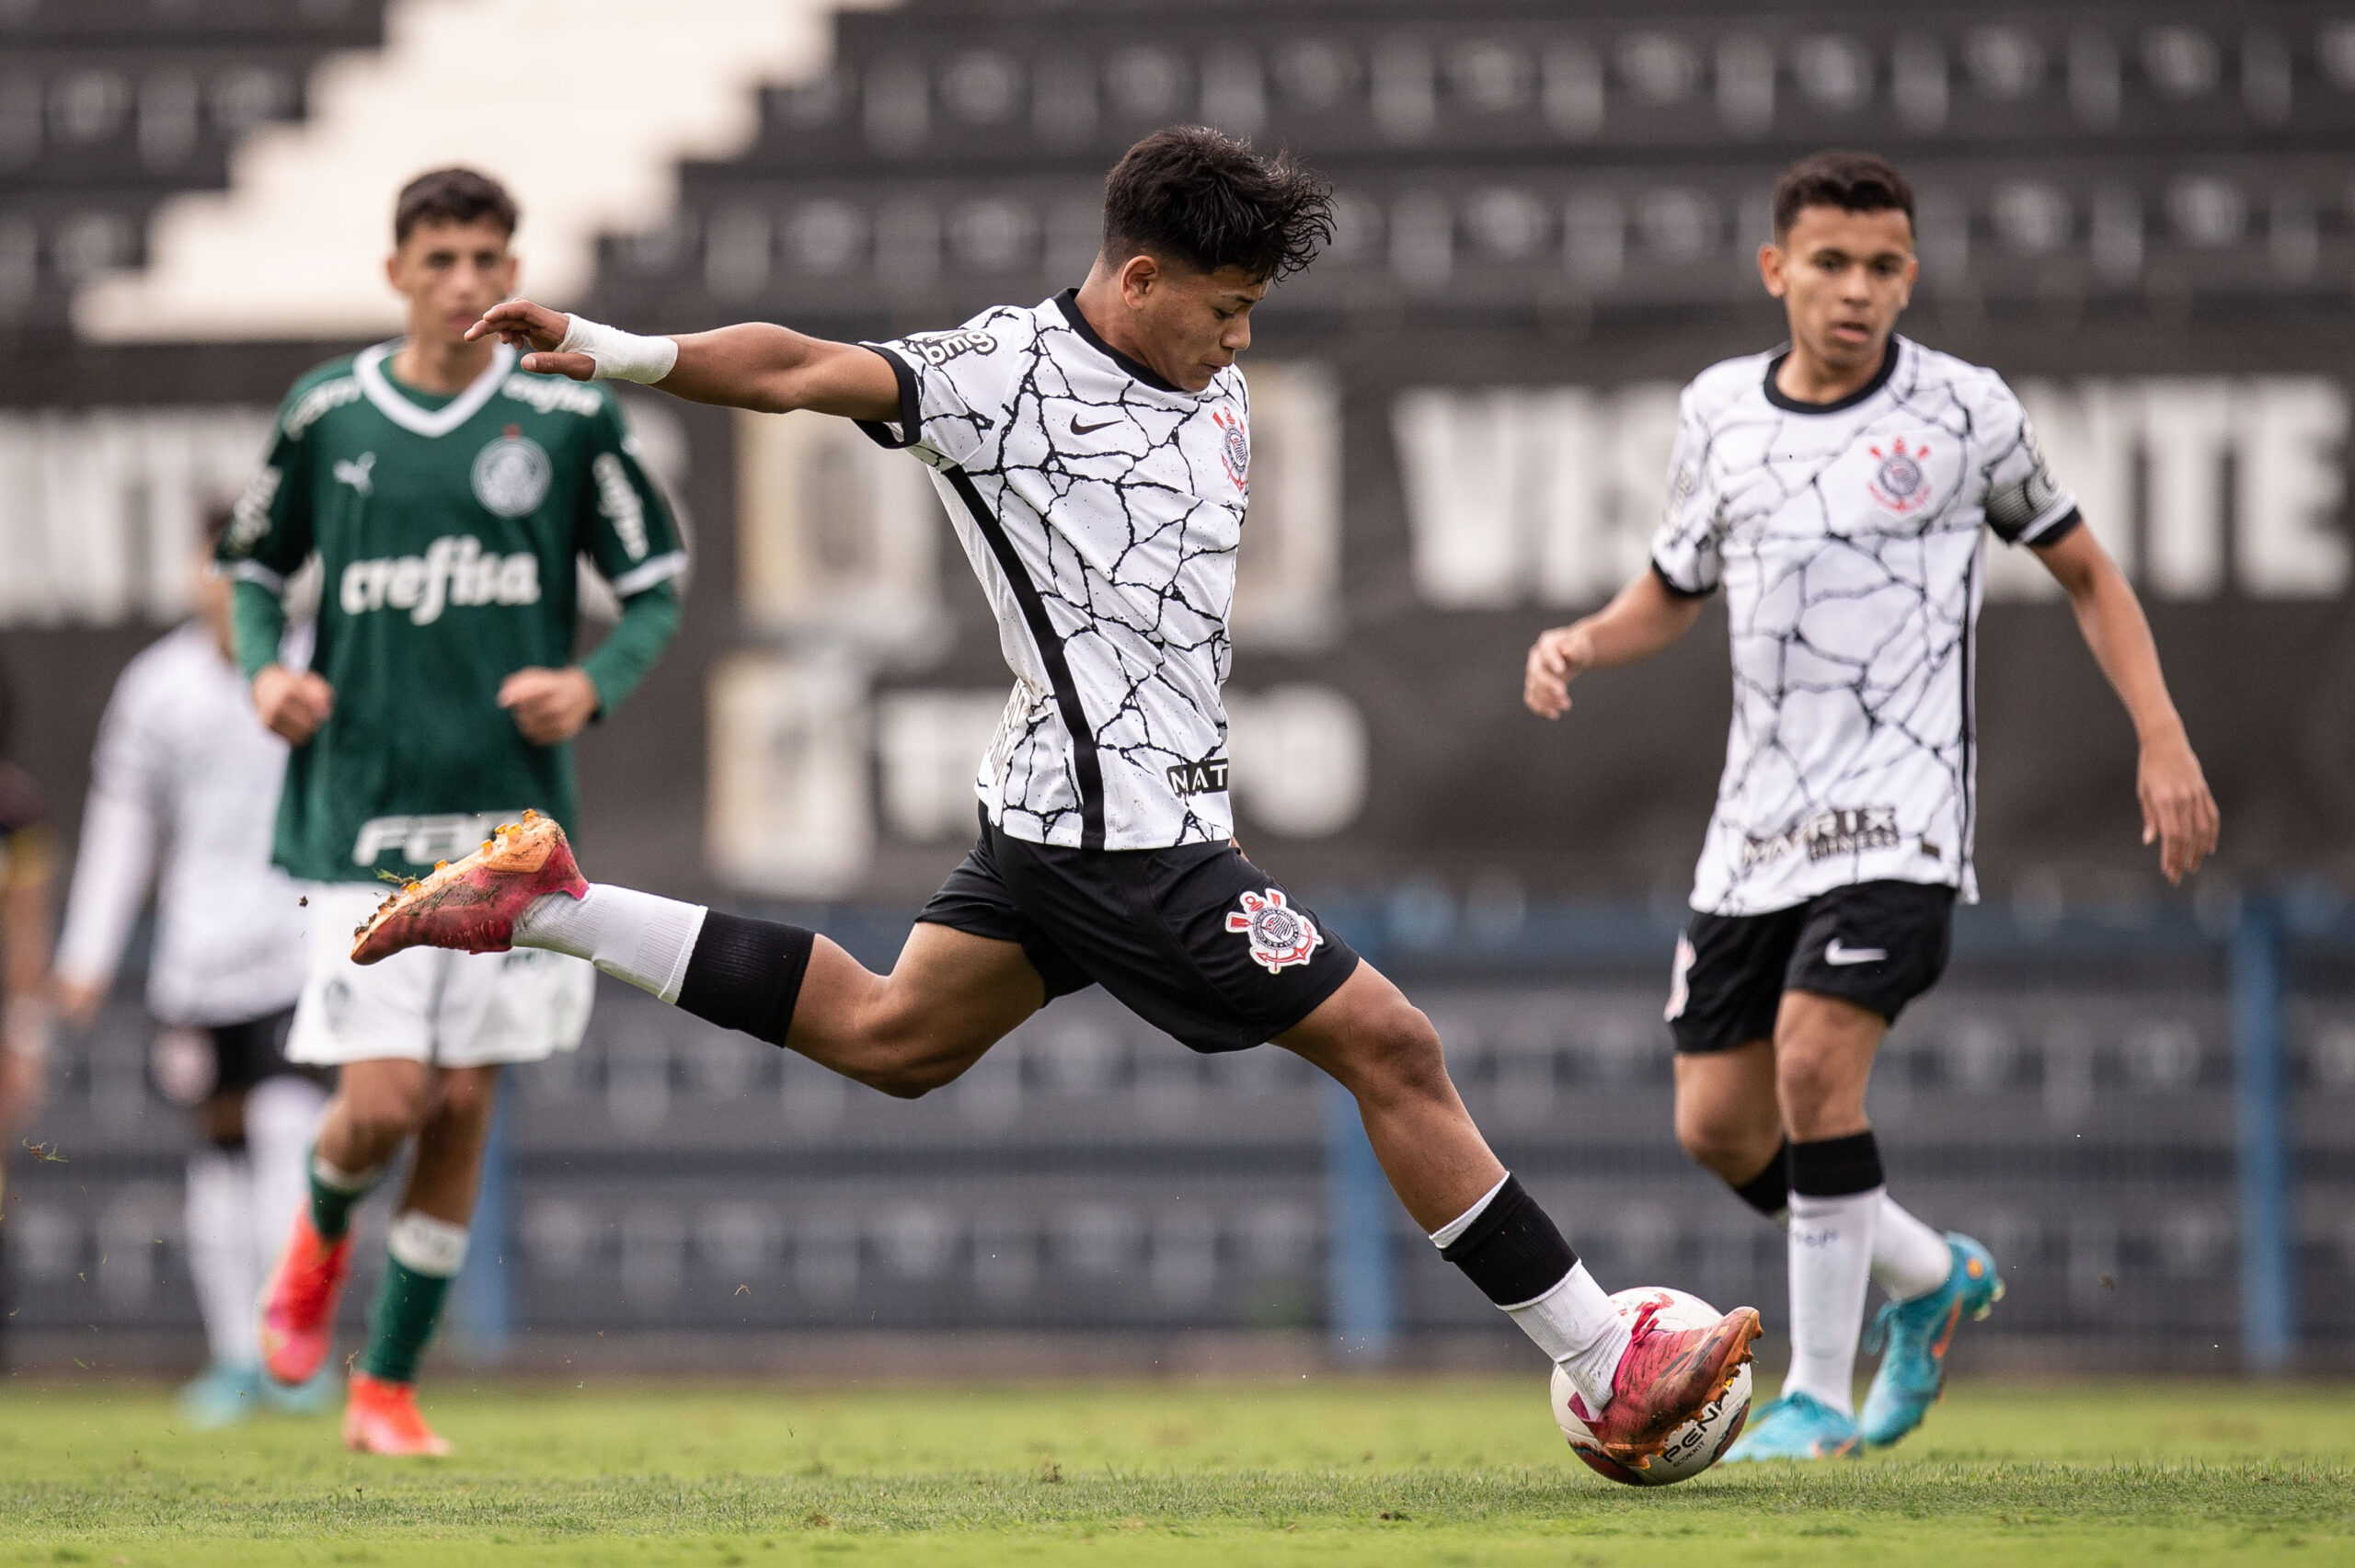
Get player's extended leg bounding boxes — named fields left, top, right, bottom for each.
left=1280, top=963, right=1760, bottom=1467
left=346, top=813, right=1047, bottom=1093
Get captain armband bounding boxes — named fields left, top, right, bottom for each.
left=555, top=314, right=680, bottom=384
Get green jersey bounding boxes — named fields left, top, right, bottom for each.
left=218, top=340, right=684, bottom=885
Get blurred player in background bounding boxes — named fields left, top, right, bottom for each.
left=355, top=127, right=1762, bottom=1474
left=216, top=168, right=684, bottom=1455
left=1524, top=150, right=2220, bottom=1461
left=0, top=662, right=57, bottom=1221
left=52, top=512, right=330, bottom=1429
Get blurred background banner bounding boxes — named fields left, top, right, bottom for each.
left=2, top=0, right=2349, bottom=1370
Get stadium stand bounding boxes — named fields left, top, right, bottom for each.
left=0, top=0, right=389, bottom=338
left=70, top=0, right=865, bottom=340
left=586, top=4, right=2355, bottom=331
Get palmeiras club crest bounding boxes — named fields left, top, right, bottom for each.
left=1866, top=437, right=1932, bottom=513
left=1226, top=887, right=1321, bottom=974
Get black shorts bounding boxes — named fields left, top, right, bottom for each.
left=916, top=814, right=1361, bottom=1054
left=152, top=1006, right=321, bottom=1105
left=1666, top=880, right=1955, bottom=1055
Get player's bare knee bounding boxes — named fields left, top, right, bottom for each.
left=430, top=1070, right=497, bottom=1129
left=1345, top=1001, right=1451, bottom=1105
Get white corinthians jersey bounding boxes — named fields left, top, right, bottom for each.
left=1652, top=337, right=2080, bottom=917
left=863, top=290, right=1251, bottom=850
left=55, top=621, right=309, bottom=1024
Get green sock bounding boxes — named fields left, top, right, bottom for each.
left=306, top=1150, right=378, bottom=1241
left=358, top=1257, right=454, bottom=1385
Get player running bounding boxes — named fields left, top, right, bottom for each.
left=355, top=127, right=1757, bottom=1474
left=1522, top=151, right=2220, bottom=1459
left=53, top=511, right=332, bottom=1429
left=217, top=168, right=684, bottom=1455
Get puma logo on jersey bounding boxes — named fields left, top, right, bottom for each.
left=339, top=534, right=540, bottom=625
left=333, top=452, right=375, bottom=496
left=1823, top=940, right=1887, bottom=966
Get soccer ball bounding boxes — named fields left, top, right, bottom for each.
left=1550, top=1287, right=1752, bottom=1486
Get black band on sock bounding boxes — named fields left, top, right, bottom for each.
left=1786, top=1131, right=1884, bottom=1197
left=674, top=912, right=816, bottom=1046
left=1438, top=1174, right=1580, bottom=1308
left=1729, top=1139, right=1790, bottom=1216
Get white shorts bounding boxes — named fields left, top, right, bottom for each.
left=284, top=882, right=594, bottom=1069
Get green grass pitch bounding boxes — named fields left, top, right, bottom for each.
left=4, top=1377, right=2351, bottom=1565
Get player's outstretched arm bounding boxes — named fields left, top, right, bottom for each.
left=1523, top=568, right=1706, bottom=719
left=2034, top=524, right=2219, bottom=883
left=468, top=301, right=900, bottom=421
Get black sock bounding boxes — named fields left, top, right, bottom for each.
left=1786, top=1130, right=1885, bottom=1198
left=1439, top=1175, right=1580, bottom=1306
left=1729, top=1139, right=1790, bottom=1217
left=673, top=912, right=816, bottom=1045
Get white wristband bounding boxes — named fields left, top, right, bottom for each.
left=554, top=314, right=679, bottom=384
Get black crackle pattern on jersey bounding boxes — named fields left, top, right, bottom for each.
left=1651, top=337, right=2079, bottom=917
left=862, top=292, right=1248, bottom=852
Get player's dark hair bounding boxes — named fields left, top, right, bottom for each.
left=394, top=167, right=519, bottom=246
left=1772, top=150, right=1914, bottom=239
left=200, top=504, right=236, bottom=549
left=1100, top=126, right=1333, bottom=283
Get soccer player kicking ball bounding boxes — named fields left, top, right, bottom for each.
left=220, top=168, right=685, bottom=1455
left=356, top=127, right=1758, bottom=1474
left=1522, top=151, right=2220, bottom=1461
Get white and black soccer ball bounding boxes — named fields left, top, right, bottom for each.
left=1550, top=1287, right=1752, bottom=1486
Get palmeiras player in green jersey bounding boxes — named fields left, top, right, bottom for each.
left=216, top=168, right=684, bottom=1454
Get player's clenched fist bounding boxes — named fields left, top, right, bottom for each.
left=1523, top=625, right=1597, bottom=720
left=250, top=664, right=334, bottom=746
left=499, top=667, right=602, bottom=747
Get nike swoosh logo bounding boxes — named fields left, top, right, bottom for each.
left=1823, top=940, right=1887, bottom=966
left=1070, top=415, right=1121, bottom=436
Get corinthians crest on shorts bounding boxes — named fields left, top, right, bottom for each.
left=1226, top=887, right=1322, bottom=974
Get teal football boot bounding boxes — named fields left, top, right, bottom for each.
left=1718, top=1390, right=1861, bottom=1462
left=176, top=1361, right=262, bottom=1430
left=260, top=1362, right=339, bottom=1416
left=1859, top=1231, right=2004, bottom=1448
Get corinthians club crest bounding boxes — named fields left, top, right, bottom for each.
left=1226, top=887, right=1321, bottom=974
left=1866, top=436, right=1933, bottom=513
left=472, top=425, right=553, bottom=517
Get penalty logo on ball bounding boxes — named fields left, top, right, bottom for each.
left=1226, top=887, right=1321, bottom=974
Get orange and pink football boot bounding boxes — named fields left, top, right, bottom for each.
left=350, top=809, right=586, bottom=964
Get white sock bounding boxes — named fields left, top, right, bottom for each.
left=1783, top=1188, right=1879, bottom=1418
left=1760, top=1193, right=1954, bottom=1304
left=184, top=1146, right=258, bottom=1368
left=1427, top=1178, right=1630, bottom=1414
left=386, top=1210, right=471, bottom=1277
left=1872, top=1194, right=1952, bottom=1302
left=514, top=884, right=707, bottom=1003
left=1507, top=1263, right=1630, bottom=1415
